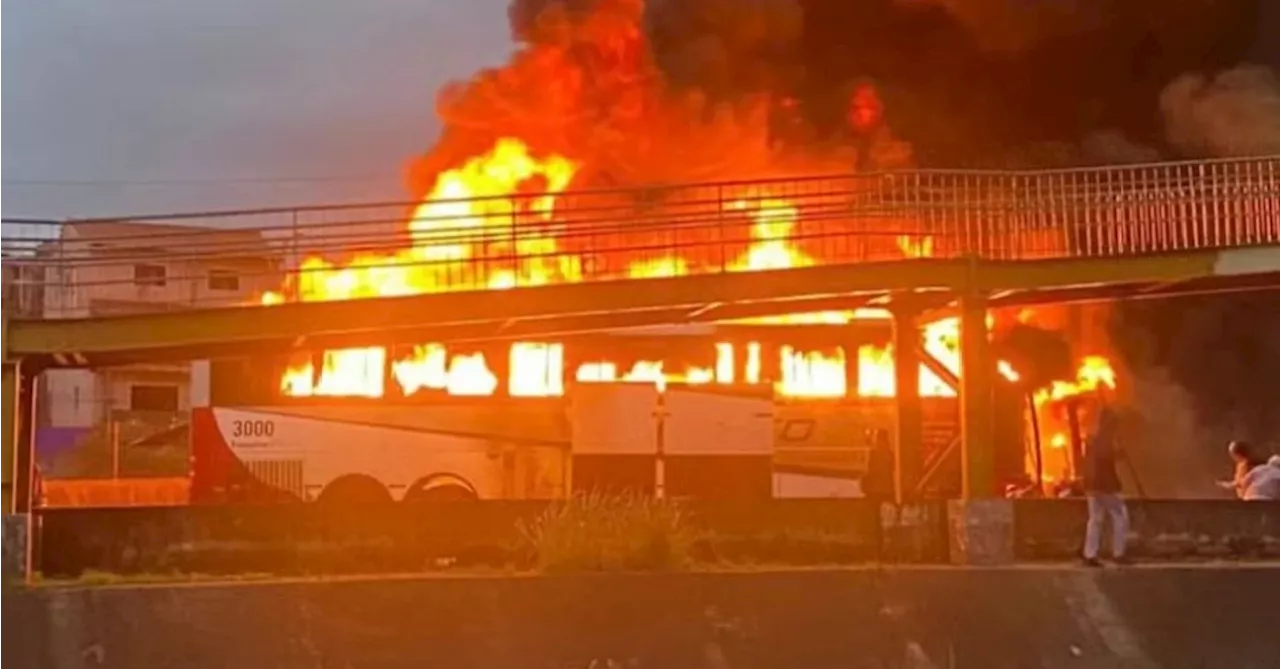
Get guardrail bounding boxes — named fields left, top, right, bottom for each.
left=4, top=156, right=1277, bottom=318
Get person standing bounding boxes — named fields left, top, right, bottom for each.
left=1081, top=391, right=1131, bottom=567
left=861, top=429, right=895, bottom=504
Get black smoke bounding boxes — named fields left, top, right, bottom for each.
left=448, top=0, right=1275, bottom=172
left=644, top=0, right=1273, bottom=165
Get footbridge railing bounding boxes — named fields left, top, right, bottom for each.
left=3, top=155, right=1276, bottom=318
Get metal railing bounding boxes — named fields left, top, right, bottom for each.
left=3, top=156, right=1277, bottom=319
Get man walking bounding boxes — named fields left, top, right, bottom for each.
left=1081, top=390, right=1131, bottom=567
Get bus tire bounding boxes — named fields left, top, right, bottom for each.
left=403, top=474, right=479, bottom=503
left=316, top=475, right=393, bottom=506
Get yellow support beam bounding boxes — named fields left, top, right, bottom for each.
left=972, top=251, right=1224, bottom=292
left=891, top=302, right=923, bottom=503
left=5, top=260, right=971, bottom=361
left=3, top=249, right=1265, bottom=367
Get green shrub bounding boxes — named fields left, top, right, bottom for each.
left=518, top=491, right=694, bottom=573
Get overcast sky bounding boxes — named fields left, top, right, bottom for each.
left=2, top=0, right=511, bottom=218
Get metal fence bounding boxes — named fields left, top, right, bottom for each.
left=3, top=156, right=1277, bottom=318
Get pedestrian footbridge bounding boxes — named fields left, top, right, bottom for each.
left=3, top=156, right=1277, bottom=367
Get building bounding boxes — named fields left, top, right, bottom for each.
left=1, top=219, right=60, bottom=319
left=31, top=220, right=282, bottom=435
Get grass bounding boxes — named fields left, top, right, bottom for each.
left=518, top=491, right=695, bottom=573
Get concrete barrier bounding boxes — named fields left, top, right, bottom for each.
left=2, top=515, right=28, bottom=583
left=5, top=566, right=1278, bottom=669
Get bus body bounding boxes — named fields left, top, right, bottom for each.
left=187, top=325, right=1022, bottom=503
left=190, top=380, right=967, bottom=504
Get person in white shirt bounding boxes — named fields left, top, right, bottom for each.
left=1239, top=455, right=1280, bottom=501
left=1217, top=442, right=1280, bottom=501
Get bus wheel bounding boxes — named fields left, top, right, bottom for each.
left=317, top=475, right=393, bottom=507
left=404, top=475, right=478, bottom=503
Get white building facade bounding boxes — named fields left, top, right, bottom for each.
left=33, top=221, right=281, bottom=429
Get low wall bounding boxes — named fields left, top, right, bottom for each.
left=2, top=514, right=27, bottom=584
left=31, top=499, right=1279, bottom=577
left=33, top=500, right=901, bottom=578
left=5, top=567, right=1279, bottom=669
left=1014, top=499, right=1280, bottom=559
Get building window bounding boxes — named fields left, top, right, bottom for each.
left=208, top=269, right=240, bottom=291
left=130, top=384, right=179, bottom=412
left=133, top=264, right=167, bottom=287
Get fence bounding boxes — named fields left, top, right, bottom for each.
left=34, top=400, right=189, bottom=478
left=3, top=156, right=1278, bottom=318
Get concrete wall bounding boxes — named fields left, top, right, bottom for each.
left=2, top=515, right=27, bottom=585
left=5, top=567, right=1279, bottom=669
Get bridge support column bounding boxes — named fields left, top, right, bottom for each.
left=958, top=293, right=995, bottom=499
left=891, top=303, right=923, bottom=503
left=2, top=360, right=36, bottom=583
left=949, top=291, right=1013, bottom=565
left=881, top=301, right=947, bottom=562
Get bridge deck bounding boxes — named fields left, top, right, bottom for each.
left=6, top=250, right=1280, bottom=366
left=3, top=156, right=1278, bottom=366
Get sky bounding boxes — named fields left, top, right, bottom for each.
left=2, top=0, right=511, bottom=218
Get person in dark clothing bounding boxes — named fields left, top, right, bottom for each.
left=1081, top=391, right=1131, bottom=567
left=861, top=429, right=895, bottom=504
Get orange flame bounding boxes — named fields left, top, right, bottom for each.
left=1030, top=355, right=1119, bottom=485
left=265, top=139, right=898, bottom=398
left=262, top=135, right=1113, bottom=448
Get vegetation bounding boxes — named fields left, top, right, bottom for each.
left=518, top=491, right=695, bottom=573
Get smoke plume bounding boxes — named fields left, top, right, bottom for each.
left=1134, top=65, right=1280, bottom=452
left=1080, top=130, right=1161, bottom=165
left=1124, top=369, right=1228, bottom=498
left=900, top=0, right=1110, bottom=54
left=1160, top=64, right=1280, bottom=158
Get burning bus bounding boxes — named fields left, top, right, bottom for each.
left=189, top=313, right=1116, bottom=505
left=189, top=322, right=1037, bottom=505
